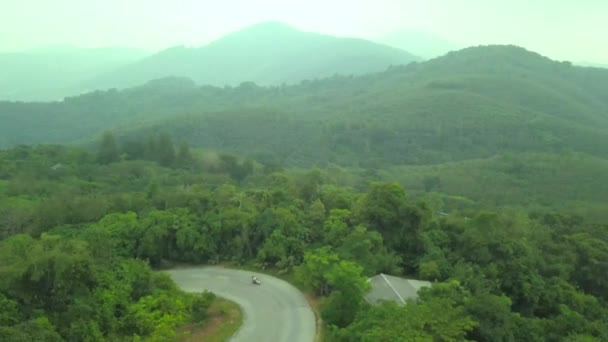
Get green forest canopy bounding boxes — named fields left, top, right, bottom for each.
left=0, top=140, right=607, bottom=341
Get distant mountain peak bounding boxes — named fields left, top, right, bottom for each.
left=409, top=44, right=582, bottom=80
left=203, top=21, right=304, bottom=49
left=435, top=44, right=556, bottom=65
left=37, top=21, right=420, bottom=95
left=476, top=44, right=560, bottom=58
left=456, top=44, right=541, bottom=54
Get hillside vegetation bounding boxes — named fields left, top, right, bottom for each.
left=2, top=44, right=607, bottom=223
left=380, top=152, right=608, bottom=221
left=0, top=141, right=607, bottom=341
left=2, top=45, right=607, bottom=168
left=3, top=12, right=608, bottom=342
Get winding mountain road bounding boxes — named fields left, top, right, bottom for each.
left=164, top=266, right=316, bottom=342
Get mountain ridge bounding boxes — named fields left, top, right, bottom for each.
left=1, top=44, right=607, bottom=169
left=82, top=21, right=420, bottom=90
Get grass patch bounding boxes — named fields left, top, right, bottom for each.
left=177, top=297, right=242, bottom=342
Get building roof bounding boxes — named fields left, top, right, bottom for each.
left=51, top=163, right=64, bottom=170
left=364, top=273, right=432, bottom=305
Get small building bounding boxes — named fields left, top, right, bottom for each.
left=51, top=163, right=64, bottom=170
left=364, top=273, right=432, bottom=305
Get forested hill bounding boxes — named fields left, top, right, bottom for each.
left=80, top=21, right=420, bottom=90
left=1, top=45, right=608, bottom=167
left=1, top=141, right=608, bottom=341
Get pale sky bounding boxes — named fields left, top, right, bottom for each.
left=1, top=0, right=606, bottom=63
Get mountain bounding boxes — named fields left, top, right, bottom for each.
left=0, top=46, right=150, bottom=101
left=377, top=28, right=461, bottom=59
left=83, top=21, right=420, bottom=90
left=1, top=45, right=608, bottom=169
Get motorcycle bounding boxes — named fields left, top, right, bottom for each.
left=251, top=276, right=261, bottom=285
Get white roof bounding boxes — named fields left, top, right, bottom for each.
left=364, top=273, right=432, bottom=305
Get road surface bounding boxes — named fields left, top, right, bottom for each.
left=164, top=266, right=316, bottom=342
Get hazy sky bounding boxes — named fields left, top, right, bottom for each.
left=1, top=0, right=606, bottom=63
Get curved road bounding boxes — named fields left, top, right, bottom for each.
left=164, top=266, right=316, bottom=342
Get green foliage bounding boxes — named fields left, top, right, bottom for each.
left=385, top=152, right=608, bottom=222
left=331, top=298, right=476, bottom=342
left=1, top=142, right=608, bottom=341
left=295, top=247, right=342, bottom=296
left=156, top=133, right=176, bottom=167
left=295, top=247, right=370, bottom=327
left=0, top=213, right=216, bottom=341
left=355, top=182, right=430, bottom=272
left=176, top=141, right=194, bottom=168
left=189, top=291, right=216, bottom=322
left=0, top=316, right=63, bottom=342
left=2, top=45, right=608, bottom=171
left=0, top=294, right=20, bottom=326
left=320, top=261, right=370, bottom=327
left=96, top=131, right=119, bottom=164
left=4, top=42, right=608, bottom=342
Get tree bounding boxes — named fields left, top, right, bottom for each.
left=354, top=182, right=408, bottom=242
left=566, top=232, right=608, bottom=300
left=122, top=141, right=145, bottom=160
left=0, top=294, right=20, bottom=326
left=157, top=133, right=176, bottom=167
left=295, top=247, right=370, bottom=327
left=323, top=209, right=351, bottom=246
left=0, top=316, right=63, bottom=342
left=295, top=247, right=341, bottom=296
left=305, top=199, right=326, bottom=242
left=144, top=134, right=159, bottom=161
left=320, top=185, right=354, bottom=212
left=176, top=141, right=194, bottom=168
left=321, top=259, right=370, bottom=327
left=354, top=182, right=428, bottom=272
left=0, top=234, right=100, bottom=340
left=96, top=131, right=119, bottom=164
left=334, top=295, right=477, bottom=341
left=216, top=154, right=254, bottom=182
left=465, top=294, right=517, bottom=342
left=85, top=212, right=142, bottom=259
left=257, top=229, right=290, bottom=266
left=337, top=224, right=401, bottom=276
left=297, top=169, right=323, bottom=202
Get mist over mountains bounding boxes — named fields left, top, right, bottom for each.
left=3, top=6, right=608, bottom=342
left=2, top=44, right=607, bottom=165
left=0, top=22, right=422, bottom=101
left=4, top=21, right=604, bottom=103
left=2, top=20, right=607, bottom=216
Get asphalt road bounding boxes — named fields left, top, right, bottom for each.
left=164, top=266, right=316, bottom=342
